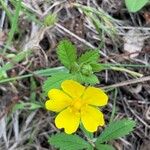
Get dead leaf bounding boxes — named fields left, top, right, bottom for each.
left=145, top=107, right=150, bottom=121
left=140, top=140, right=150, bottom=150
left=113, top=141, right=123, bottom=150
left=0, top=30, right=7, bottom=46
left=144, top=12, right=150, bottom=25
left=123, top=30, right=148, bottom=58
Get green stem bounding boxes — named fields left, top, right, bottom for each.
left=109, top=88, right=117, bottom=123
left=101, top=63, right=150, bottom=68
left=0, top=0, right=12, bottom=23
left=3, top=0, right=22, bottom=54
left=0, top=67, right=67, bottom=84
left=110, top=66, right=143, bottom=77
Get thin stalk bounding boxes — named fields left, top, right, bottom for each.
left=0, top=0, right=12, bottom=23
left=101, top=63, right=150, bottom=68
left=111, top=66, right=143, bottom=77
left=0, top=67, right=67, bottom=84
left=4, top=0, right=22, bottom=53
left=109, top=88, right=118, bottom=123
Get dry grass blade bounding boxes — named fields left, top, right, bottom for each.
left=102, top=76, right=150, bottom=89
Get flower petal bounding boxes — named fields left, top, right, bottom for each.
left=81, top=106, right=105, bottom=132
left=45, top=89, right=72, bottom=112
left=55, top=107, right=80, bottom=134
left=83, top=87, right=108, bottom=106
left=61, top=80, right=85, bottom=99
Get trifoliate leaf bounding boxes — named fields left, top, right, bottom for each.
left=57, top=40, right=77, bottom=69
left=96, top=119, right=136, bottom=144
left=90, top=63, right=106, bottom=72
left=78, top=50, right=99, bottom=64
left=95, top=144, right=115, bottom=150
left=125, top=0, right=149, bottom=12
left=43, top=72, right=73, bottom=95
left=48, top=133, right=92, bottom=150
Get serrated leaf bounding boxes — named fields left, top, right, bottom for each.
left=96, top=119, right=136, bottom=144
left=84, top=74, right=99, bottom=85
left=90, top=63, right=106, bottom=72
left=78, top=50, right=99, bottom=64
left=43, top=72, right=73, bottom=94
left=75, top=73, right=99, bottom=85
left=96, top=144, right=115, bottom=150
left=57, top=40, right=77, bottom=69
left=125, top=0, right=149, bottom=12
left=48, top=133, right=92, bottom=150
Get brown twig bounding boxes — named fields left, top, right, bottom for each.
left=102, top=76, right=150, bottom=89
left=100, top=48, right=150, bottom=62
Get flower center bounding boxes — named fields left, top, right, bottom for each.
left=70, top=99, right=86, bottom=114
left=74, top=100, right=83, bottom=110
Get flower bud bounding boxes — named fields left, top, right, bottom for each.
left=81, top=64, right=93, bottom=76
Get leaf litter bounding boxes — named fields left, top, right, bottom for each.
left=0, top=0, right=150, bottom=150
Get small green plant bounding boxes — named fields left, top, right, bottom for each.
left=44, top=13, right=57, bottom=26
left=43, top=39, right=104, bottom=95
left=43, top=40, right=142, bottom=95
left=74, top=3, right=119, bottom=46
left=48, top=118, right=135, bottom=150
left=43, top=39, right=136, bottom=150
left=125, top=0, right=150, bottom=12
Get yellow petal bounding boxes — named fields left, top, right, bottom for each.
left=48, top=89, right=72, bottom=100
left=83, top=87, right=108, bottom=106
left=45, top=89, right=72, bottom=112
left=61, top=80, right=85, bottom=99
left=55, top=107, right=80, bottom=134
left=81, top=106, right=105, bottom=132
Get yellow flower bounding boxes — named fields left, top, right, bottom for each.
left=45, top=80, right=108, bottom=134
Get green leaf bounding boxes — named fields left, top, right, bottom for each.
left=125, top=0, right=149, bottom=12
left=13, top=102, right=42, bottom=112
left=78, top=50, right=99, bottom=64
left=44, top=13, right=57, bottom=26
left=75, top=73, right=99, bottom=85
left=48, top=133, right=92, bottom=150
left=0, top=66, right=67, bottom=84
left=81, top=64, right=93, bottom=76
left=84, top=74, right=99, bottom=85
left=96, top=144, right=115, bottom=150
left=43, top=72, right=73, bottom=94
left=90, top=63, right=106, bottom=72
left=96, top=119, right=136, bottom=144
left=57, top=40, right=77, bottom=69
left=6, top=0, right=21, bottom=46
